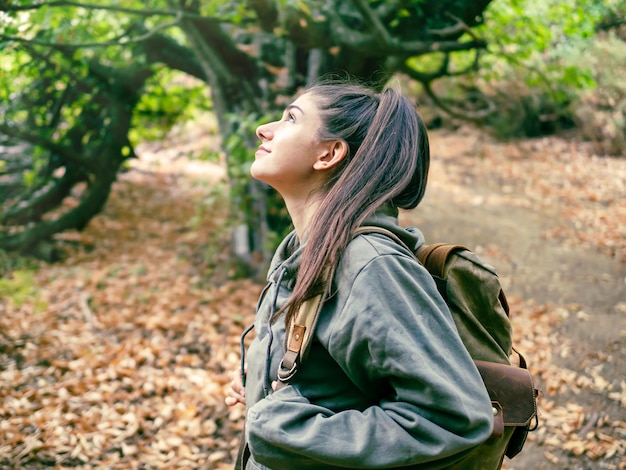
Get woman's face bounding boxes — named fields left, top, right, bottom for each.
left=251, top=92, right=331, bottom=199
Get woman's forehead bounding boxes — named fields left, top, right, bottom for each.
left=289, top=93, right=322, bottom=116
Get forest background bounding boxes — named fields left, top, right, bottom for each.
left=1, top=0, right=625, bottom=469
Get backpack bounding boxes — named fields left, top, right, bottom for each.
left=408, top=234, right=539, bottom=465
left=277, top=226, right=539, bottom=469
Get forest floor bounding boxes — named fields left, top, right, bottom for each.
left=1, top=124, right=625, bottom=469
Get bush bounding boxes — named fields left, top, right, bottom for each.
left=483, top=77, right=576, bottom=139
left=569, top=33, right=626, bottom=156
left=454, top=0, right=625, bottom=143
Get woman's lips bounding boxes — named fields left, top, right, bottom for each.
left=255, top=145, right=270, bottom=156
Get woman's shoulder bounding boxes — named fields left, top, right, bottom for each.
left=346, top=228, right=418, bottom=260
left=338, top=229, right=423, bottom=282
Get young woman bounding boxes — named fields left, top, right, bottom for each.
left=225, top=81, right=494, bottom=469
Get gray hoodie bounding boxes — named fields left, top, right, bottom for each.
left=242, top=210, right=494, bottom=469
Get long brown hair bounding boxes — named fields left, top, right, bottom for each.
left=280, top=80, right=430, bottom=326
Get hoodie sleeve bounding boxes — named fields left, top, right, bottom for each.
left=246, top=251, right=494, bottom=469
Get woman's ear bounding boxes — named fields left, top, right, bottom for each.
left=313, top=140, right=348, bottom=170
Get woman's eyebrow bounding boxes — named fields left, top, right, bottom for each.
left=286, top=104, right=304, bottom=114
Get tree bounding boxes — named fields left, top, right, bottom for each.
left=0, top=0, right=493, bottom=274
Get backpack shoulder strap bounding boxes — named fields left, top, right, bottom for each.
left=415, top=243, right=468, bottom=279
left=276, top=292, right=324, bottom=385
left=416, top=242, right=511, bottom=318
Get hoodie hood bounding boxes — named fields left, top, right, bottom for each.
left=362, top=205, right=425, bottom=252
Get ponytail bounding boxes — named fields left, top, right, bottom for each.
left=279, top=81, right=430, bottom=326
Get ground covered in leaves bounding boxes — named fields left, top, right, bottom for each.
left=1, top=126, right=625, bottom=469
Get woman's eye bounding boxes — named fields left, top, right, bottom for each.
left=285, top=112, right=295, bottom=123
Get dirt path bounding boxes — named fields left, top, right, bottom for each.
left=402, top=129, right=626, bottom=469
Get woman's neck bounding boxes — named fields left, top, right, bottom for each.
left=285, top=197, right=321, bottom=240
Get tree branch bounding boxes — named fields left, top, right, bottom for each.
left=325, top=7, right=375, bottom=50
left=0, top=167, right=115, bottom=251
left=142, top=34, right=206, bottom=80
left=428, top=12, right=478, bottom=39
left=404, top=48, right=482, bottom=82
left=0, top=12, right=183, bottom=49
left=324, top=2, right=486, bottom=57
left=1, top=171, right=79, bottom=225
left=399, top=39, right=487, bottom=55
left=0, top=124, right=91, bottom=169
left=350, top=0, right=393, bottom=47
left=400, top=47, right=494, bottom=121
left=374, top=0, right=401, bottom=19
left=422, top=80, right=495, bottom=121
left=0, top=0, right=203, bottom=19
left=401, top=54, right=450, bottom=84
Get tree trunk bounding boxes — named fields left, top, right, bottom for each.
left=0, top=62, right=151, bottom=260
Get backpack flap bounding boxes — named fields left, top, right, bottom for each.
left=474, top=359, right=538, bottom=457
left=475, top=360, right=537, bottom=427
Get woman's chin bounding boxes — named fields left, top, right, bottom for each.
left=249, top=167, right=270, bottom=185
left=249, top=163, right=262, bottom=179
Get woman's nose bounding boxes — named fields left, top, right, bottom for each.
left=256, top=122, right=274, bottom=141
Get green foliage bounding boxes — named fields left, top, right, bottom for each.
left=571, top=33, right=626, bottom=156
left=0, top=269, right=47, bottom=312
left=130, top=68, right=212, bottom=144
left=223, top=112, right=266, bottom=217
left=470, top=0, right=625, bottom=139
